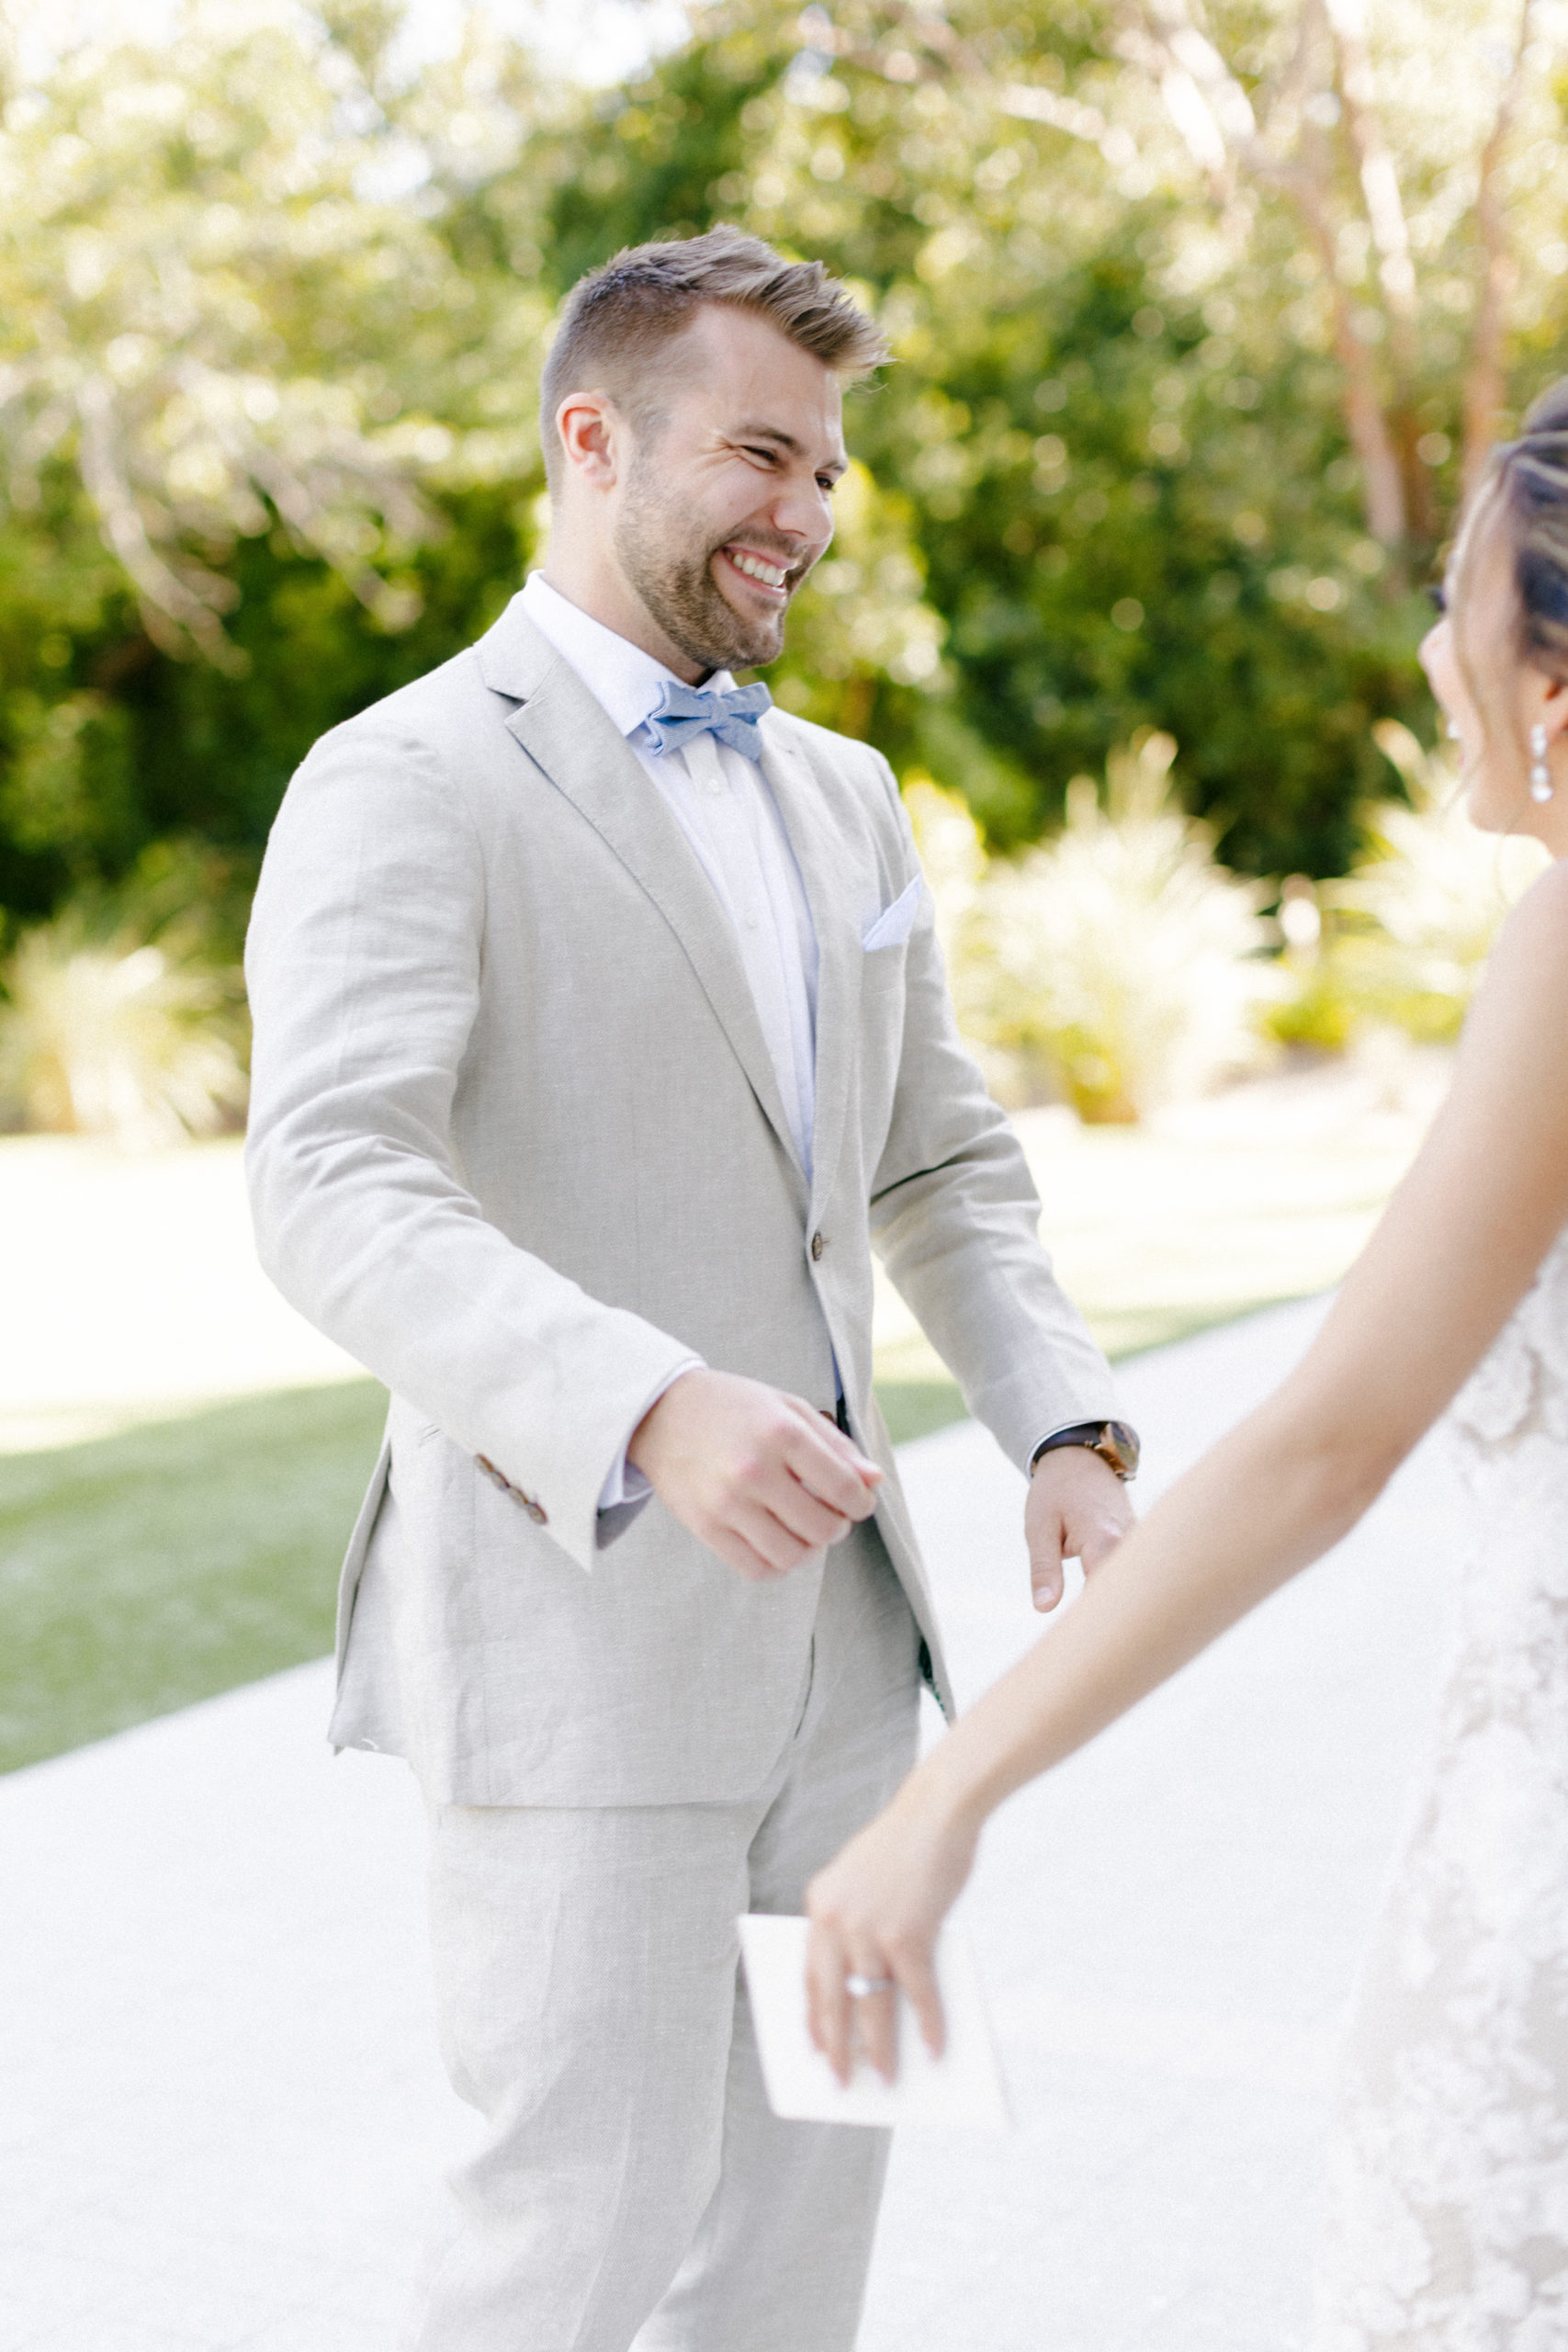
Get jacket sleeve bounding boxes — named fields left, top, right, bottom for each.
left=243, top=718, right=698, bottom=1572
left=864, top=756, right=1121, bottom=1471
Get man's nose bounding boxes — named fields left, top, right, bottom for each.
left=767, top=475, right=833, bottom=551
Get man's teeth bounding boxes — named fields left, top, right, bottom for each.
left=728, top=549, right=787, bottom=588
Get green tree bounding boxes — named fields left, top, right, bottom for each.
left=488, top=0, right=1443, bottom=866
left=0, top=0, right=545, bottom=916
left=491, top=0, right=1567, bottom=868
left=6, top=0, right=1568, bottom=931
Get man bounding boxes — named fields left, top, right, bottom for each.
left=245, top=229, right=1134, bottom=2352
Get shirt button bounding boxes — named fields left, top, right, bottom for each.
left=810, top=1230, right=825, bottom=1261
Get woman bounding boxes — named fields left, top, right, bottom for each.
left=806, top=385, right=1568, bottom=2346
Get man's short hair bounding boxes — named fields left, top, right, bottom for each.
left=538, top=227, right=889, bottom=489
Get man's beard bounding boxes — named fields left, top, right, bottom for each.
left=615, top=457, right=801, bottom=674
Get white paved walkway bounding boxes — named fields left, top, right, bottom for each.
left=0, top=1296, right=1466, bottom=2352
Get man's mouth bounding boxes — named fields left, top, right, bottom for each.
left=717, top=545, right=793, bottom=601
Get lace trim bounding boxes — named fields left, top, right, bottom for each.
left=1314, top=1220, right=1568, bottom=2346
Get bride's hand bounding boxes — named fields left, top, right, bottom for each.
left=804, top=1772, right=980, bottom=2085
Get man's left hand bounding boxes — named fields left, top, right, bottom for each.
left=1025, top=1444, right=1135, bottom=1611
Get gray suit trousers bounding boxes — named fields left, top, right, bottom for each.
left=410, top=1520, right=922, bottom=2352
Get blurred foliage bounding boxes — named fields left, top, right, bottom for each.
left=910, top=733, right=1278, bottom=1120
left=0, top=0, right=544, bottom=924
left=1267, top=719, right=1551, bottom=1049
left=911, top=707, right=1541, bottom=1123
left=2, top=0, right=1565, bottom=953
left=0, top=838, right=248, bottom=1144
left=985, top=730, right=1280, bottom=1119
left=0, top=0, right=543, bottom=662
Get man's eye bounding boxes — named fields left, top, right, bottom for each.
left=743, top=447, right=777, bottom=465
left=817, top=475, right=838, bottom=492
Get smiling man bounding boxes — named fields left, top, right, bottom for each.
left=244, top=231, right=1131, bottom=2352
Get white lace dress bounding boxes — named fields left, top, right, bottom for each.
left=1313, top=1228, right=1568, bottom=2348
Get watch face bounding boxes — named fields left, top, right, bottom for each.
left=1097, top=1420, right=1141, bottom=1477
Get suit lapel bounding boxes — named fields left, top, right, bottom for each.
left=759, top=722, right=860, bottom=1218
left=479, top=599, right=807, bottom=1195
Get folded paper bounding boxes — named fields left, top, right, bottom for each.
left=739, top=1913, right=1011, bottom=2131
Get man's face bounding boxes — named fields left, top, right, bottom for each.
left=611, top=306, right=848, bottom=674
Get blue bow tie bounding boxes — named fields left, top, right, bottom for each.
left=645, top=678, right=773, bottom=763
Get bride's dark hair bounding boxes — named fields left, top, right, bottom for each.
left=1461, top=379, right=1568, bottom=684
left=1442, top=380, right=1568, bottom=801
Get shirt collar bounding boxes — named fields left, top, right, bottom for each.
left=519, top=572, right=737, bottom=744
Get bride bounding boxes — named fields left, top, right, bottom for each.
left=806, top=383, right=1568, bottom=2346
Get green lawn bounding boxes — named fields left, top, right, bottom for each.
left=0, top=1372, right=986, bottom=1774
left=0, top=1382, right=389, bottom=1772
left=0, top=1340, right=1260, bottom=1775
left=1, top=1065, right=1446, bottom=1773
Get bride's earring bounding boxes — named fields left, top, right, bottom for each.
left=1447, top=719, right=1461, bottom=741
left=1531, top=723, right=1555, bottom=803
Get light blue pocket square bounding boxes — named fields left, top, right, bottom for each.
left=861, top=876, right=925, bottom=953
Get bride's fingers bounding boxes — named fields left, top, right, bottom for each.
left=807, top=1928, right=946, bottom=2083
left=805, top=1921, right=854, bottom=2083
left=851, top=1971, right=899, bottom=2083
left=892, top=1940, right=947, bottom=2059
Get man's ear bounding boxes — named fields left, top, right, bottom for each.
left=554, top=390, right=619, bottom=490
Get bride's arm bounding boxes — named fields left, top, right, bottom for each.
left=807, top=859, right=1568, bottom=2080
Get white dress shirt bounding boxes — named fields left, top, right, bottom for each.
left=522, top=575, right=820, bottom=1169
left=520, top=572, right=825, bottom=1513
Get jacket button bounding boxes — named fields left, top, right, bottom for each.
left=810, top=1230, right=825, bottom=1261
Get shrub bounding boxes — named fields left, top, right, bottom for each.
left=1332, top=722, right=1549, bottom=1039
left=1267, top=722, right=1549, bottom=1051
left=978, top=732, right=1280, bottom=1122
left=0, top=859, right=246, bottom=1148
left=908, top=735, right=1280, bottom=1122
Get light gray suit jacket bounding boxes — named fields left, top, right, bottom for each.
left=244, top=594, right=1118, bottom=1806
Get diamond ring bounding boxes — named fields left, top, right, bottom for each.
left=844, top=1973, right=896, bottom=1998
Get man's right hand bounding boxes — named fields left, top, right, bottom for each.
left=627, top=1368, right=883, bottom=1582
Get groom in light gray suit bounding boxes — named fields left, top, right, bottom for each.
left=245, top=230, right=1134, bottom=2351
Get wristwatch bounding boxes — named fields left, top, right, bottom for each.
left=1029, top=1419, right=1140, bottom=1483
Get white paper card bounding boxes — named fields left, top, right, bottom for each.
left=738, top=1914, right=1011, bottom=2132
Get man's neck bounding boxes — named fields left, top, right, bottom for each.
left=540, top=542, right=705, bottom=684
